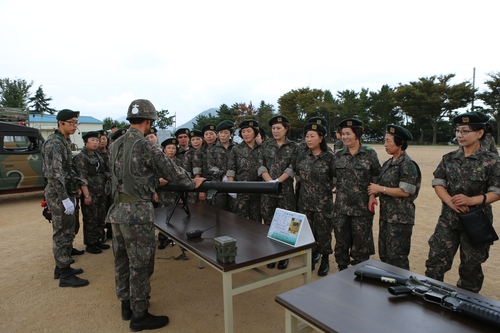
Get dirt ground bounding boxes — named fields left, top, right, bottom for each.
left=1, top=144, right=500, bottom=333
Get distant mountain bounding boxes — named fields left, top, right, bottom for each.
left=178, top=108, right=217, bottom=129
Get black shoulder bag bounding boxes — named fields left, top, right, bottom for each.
left=457, top=194, right=499, bottom=247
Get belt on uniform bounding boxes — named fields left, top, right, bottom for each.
left=117, top=193, right=142, bottom=203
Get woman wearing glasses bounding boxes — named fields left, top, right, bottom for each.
left=425, top=111, right=500, bottom=293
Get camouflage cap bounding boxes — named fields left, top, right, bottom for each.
left=453, top=111, right=490, bottom=125
left=269, top=115, right=290, bottom=126
left=161, top=138, right=178, bottom=148
left=338, top=118, right=363, bottom=128
left=304, top=123, right=326, bottom=136
left=82, top=131, right=101, bottom=141
left=175, top=128, right=190, bottom=137
left=202, top=124, right=217, bottom=134
left=216, top=120, right=234, bottom=133
left=57, top=109, right=80, bottom=121
left=239, top=119, right=259, bottom=129
left=386, top=124, right=413, bottom=141
left=111, top=128, right=127, bottom=141
left=189, top=130, right=203, bottom=138
left=126, top=99, right=158, bottom=121
left=307, top=116, right=328, bottom=127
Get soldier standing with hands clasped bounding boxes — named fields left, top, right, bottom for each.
left=106, top=99, right=204, bottom=331
left=42, top=109, right=88, bottom=287
left=425, top=111, right=500, bottom=293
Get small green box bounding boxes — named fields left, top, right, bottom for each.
left=214, top=236, right=237, bottom=263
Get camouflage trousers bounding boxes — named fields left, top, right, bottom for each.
left=261, top=191, right=296, bottom=226
left=333, top=213, right=374, bottom=268
left=232, top=193, right=261, bottom=222
left=81, top=195, right=107, bottom=246
left=299, top=209, right=333, bottom=256
left=45, top=188, right=76, bottom=269
left=425, top=215, right=490, bottom=293
left=378, top=220, right=413, bottom=270
left=112, top=222, right=156, bottom=315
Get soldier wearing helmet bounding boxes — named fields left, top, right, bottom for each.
left=106, top=99, right=205, bottom=331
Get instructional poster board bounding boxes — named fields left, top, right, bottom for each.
left=267, top=208, right=315, bottom=247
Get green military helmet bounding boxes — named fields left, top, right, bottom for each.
left=111, top=128, right=127, bottom=141
left=189, top=130, right=203, bottom=138
left=307, top=116, right=328, bottom=127
left=304, top=123, right=327, bottom=136
left=82, top=131, right=101, bottom=142
left=126, top=99, right=158, bottom=121
left=386, top=124, right=413, bottom=141
left=202, top=124, right=217, bottom=134
left=453, top=111, right=490, bottom=125
left=216, top=120, right=234, bottom=133
left=338, top=118, right=363, bottom=128
left=57, top=109, right=80, bottom=121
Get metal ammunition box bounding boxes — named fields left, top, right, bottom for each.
left=214, top=236, right=237, bottom=263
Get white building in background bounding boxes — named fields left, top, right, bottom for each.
left=28, top=114, right=103, bottom=150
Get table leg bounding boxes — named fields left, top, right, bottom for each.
left=222, top=271, right=234, bottom=333
left=303, top=248, right=312, bottom=284
left=286, top=309, right=298, bottom=333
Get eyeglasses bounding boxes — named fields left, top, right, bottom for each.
left=455, top=129, right=475, bottom=136
left=66, top=120, right=80, bottom=126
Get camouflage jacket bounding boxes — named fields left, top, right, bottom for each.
left=334, top=145, right=381, bottom=216
left=109, top=128, right=195, bottom=209
left=205, top=141, right=234, bottom=181
left=73, top=147, right=107, bottom=196
left=226, top=141, right=262, bottom=181
left=481, top=134, right=498, bottom=155
left=42, top=131, right=83, bottom=199
left=432, top=146, right=500, bottom=219
left=182, top=148, right=198, bottom=178
left=193, top=143, right=217, bottom=179
left=295, top=148, right=335, bottom=215
left=378, top=151, right=421, bottom=224
left=258, top=138, right=297, bottom=196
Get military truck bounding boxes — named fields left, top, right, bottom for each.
left=0, top=121, right=45, bottom=194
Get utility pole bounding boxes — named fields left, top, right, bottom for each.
left=471, top=67, right=476, bottom=111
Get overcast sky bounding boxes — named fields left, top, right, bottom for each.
left=1, top=0, right=498, bottom=126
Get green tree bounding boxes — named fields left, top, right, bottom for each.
left=367, top=85, right=402, bottom=140
left=277, top=87, right=325, bottom=139
left=28, top=85, right=56, bottom=115
left=102, top=117, right=121, bottom=130
left=156, top=109, right=175, bottom=129
left=232, top=102, right=258, bottom=126
left=0, top=78, right=33, bottom=108
left=477, top=72, right=500, bottom=140
left=192, top=113, right=219, bottom=131
left=394, top=74, right=475, bottom=145
left=216, top=103, right=237, bottom=122
left=256, top=100, right=275, bottom=135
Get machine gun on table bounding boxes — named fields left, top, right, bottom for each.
left=159, top=180, right=282, bottom=238
left=354, top=264, right=500, bottom=330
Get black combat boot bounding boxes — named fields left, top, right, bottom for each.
left=59, top=266, right=89, bottom=287
left=311, top=251, right=321, bottom=271
left=129, top=311, right=169, bottom=332
left=54, top=265, right=84, bottom=279
left=266, top=262, right=276, bottom=269
left=277, top=259, right=289, bottom=270
left=96, top=241, right=110, bottom=250
left=85, top=243, right=102, bottom=254
left=318, top=255, right=330, bottom=276
left=71, top=248, right=85, bottom=255
left=121, top=300, right=133, bottom=321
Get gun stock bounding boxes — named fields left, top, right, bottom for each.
left=161, top=180, right=282, bottom=194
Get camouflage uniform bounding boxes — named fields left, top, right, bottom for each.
left=481, top=134, right=498, bottom=155
left=106, top=127, right=195, bottom=315
left=73, top=147, right=108, bottom=246
left=157, top=156, right=183, bottom=207
left=425, top=147, right=500, bottom=292
left=333, top=145, right=381, bottom=268
left=258, top=138, right=297, bottom=225
left=97, top=147, right=113, bottom=238
left=295, top=148, right=335, bottom=255
left=333, top=139, right=344, bottom=153
left=377, top=151, right=421, bottom=270
left=42, top=131, right=83, bottom=269
left=182, top=147, right=199, bottom=204
left=226, top=141, right=263, bottom=221
left=205, top=141, right=235, bottom=211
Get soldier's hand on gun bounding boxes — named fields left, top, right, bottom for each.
left=62, top=198, right=75, bottom=215
left=159, top=178, right=168, bottom=186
